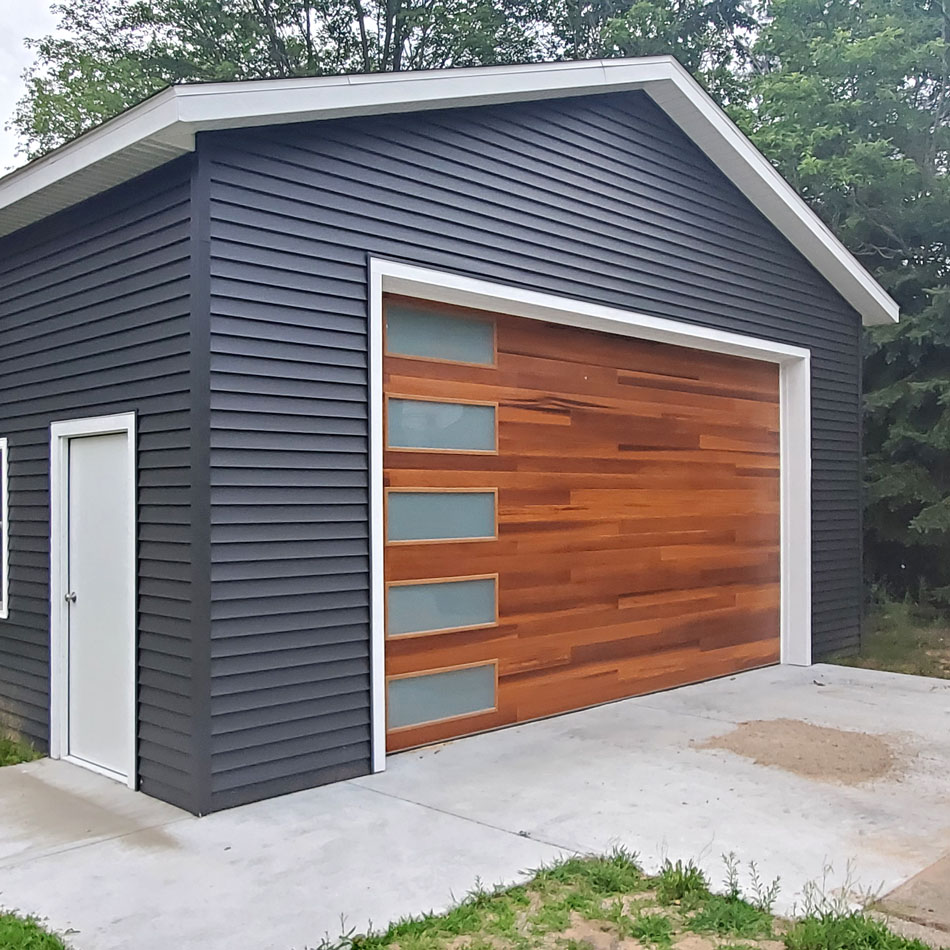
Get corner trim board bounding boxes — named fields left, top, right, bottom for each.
left=49, top=412, right=138, bottom=789
left=368, top=257, right=813, bottom=773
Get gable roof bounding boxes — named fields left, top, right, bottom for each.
left=0, top=56, right=897, bottom=325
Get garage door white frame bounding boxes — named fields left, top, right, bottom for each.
left=368, top=258, right=812, bottom=773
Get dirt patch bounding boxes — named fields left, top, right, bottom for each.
left=695, top=718, right=903, bottom=785
left=672, top=935, right=716, bottom=950
left=558, top=913, right=636, bottom=950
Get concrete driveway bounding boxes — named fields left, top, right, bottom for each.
left=1, top=663, right=948, bottom=950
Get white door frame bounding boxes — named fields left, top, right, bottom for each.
left=49, top=412, right=137, bottom=788
left=368, top=258, right=813, bottom=773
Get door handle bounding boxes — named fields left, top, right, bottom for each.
left=65, top=592, right=77, bottom=604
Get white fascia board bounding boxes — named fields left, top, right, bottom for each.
left=171, top=58, right=664, bottom=128
left=0, top=88, right=188, bottom=212
left=0, top=56, right=898, bottom=326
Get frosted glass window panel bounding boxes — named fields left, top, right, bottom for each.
left=387, top=576, right=496, bottom=636
left=386, top=302, right=494, bottom=365
left=388, top=664, right=496, bottom=729
left=387, top=399, right=495, bottom=452
left=388, top=491, right=495, bottom=542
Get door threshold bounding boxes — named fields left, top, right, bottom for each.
left=63, top=754, right=130, bottom=785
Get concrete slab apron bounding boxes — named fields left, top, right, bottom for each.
left=354, top=664, right=950, bottom=911
left=0, top=762, right=563, bottom=950
left=0, top=664, right=948, bottom=950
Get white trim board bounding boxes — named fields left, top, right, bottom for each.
left=49, top=413, right=138, bottom=789
left=368, top=258, right=812, bottom=773
left=0, top=438, right=8, bottom=621
left=0, top=57, right=896, bottom=326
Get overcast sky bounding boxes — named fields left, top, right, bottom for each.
left=0, top=0, right=57, bottom=172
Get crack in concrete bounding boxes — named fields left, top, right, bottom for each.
left=350, top=779, right=585, bottom=858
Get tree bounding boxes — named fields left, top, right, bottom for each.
left=543, top=0, right=757, bottom=100
left=11, top=0, right=550, bottom=157
left=11, top=0, right=760, bottom=157
left=738, top=0, right=950, bottom=604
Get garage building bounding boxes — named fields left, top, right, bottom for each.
left=0, top=57, right=898, bottom=814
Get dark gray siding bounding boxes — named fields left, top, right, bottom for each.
left=203, top=90, right=862, bottom=809
left=0, top=158, right=204, bottom=812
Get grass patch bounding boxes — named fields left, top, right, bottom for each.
left=627, top=911, right=674, bottom=947
left=0, top=734, right=41, bottom=767
left=314, top=852, right=935, bottom=950
left=784, top=913, right=932, bottom=950
left=655, top=859, right=710, bottom=906
left=831, top=600, right=950, bottom=679
left=0, top=912, right=68, bottom=949
left=688, top=895, right=773, bottom=939
left=534, top=847, right=644, bottom=895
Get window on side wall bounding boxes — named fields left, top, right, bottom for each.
left=0, top=438, right=7, bottom=620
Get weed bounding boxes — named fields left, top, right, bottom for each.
left=724, top=852, right=742, bottom=901
left=602, top=898, right=627, bottom=932
left=483, top=898, right=516, bottom=937
left=562, top=891, right=599, bottom=917
left=627, top=912, right=674, bottom=948
left=748, top=860, right=781, bottom=914
left=0, top=913, right=68, bottom=950
left=0, top=736, right=41, bottom=768
left=688, top=895, right=773, bottom=938
left=720, top=852, right=781, bottom=914
left=785, top=913, right=932, bottom=950
left=306, top=852, right=918, bottom=950
left=796, top=861, right=880, bottom=918
left=307, top=917, right=359, bottom=950
left=530, top=900, right=571, bottom=935
left=535, top=848, right=643, bottom=896
left=656, top=859, right=709, bottom=906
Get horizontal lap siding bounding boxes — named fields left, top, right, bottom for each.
left=207, top=175, right=371, bottom=807
left=0, top=159, right=198, bottom=810
left=205, top=91, right=861, bottom=808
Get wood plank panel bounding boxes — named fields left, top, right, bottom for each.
left=383, top=294, right=781, bottom=752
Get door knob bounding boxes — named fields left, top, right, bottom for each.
left=65, top=592, right=77, bottom=604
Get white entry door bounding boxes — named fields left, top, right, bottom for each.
left=62, top=429, right=134, bottom=780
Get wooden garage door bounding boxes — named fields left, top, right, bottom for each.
left=383, top=295, right=781, bottom=752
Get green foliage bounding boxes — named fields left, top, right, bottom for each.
left=307, top=851, right=933, bottom=950
left=723, top=853, right=781, bottom=914
left=784, top=913, right=932, bottom=950
left=0, top=913, right=68, bottom=950
left=529, top=899, right=572, bottom=935
left=533, top=847, right=644, bottom=895
left=11, top=0, right=549, bottom=157
left=0, top=735, right=42, bottom=767
left=688, top=896, right=773, bottom=938
left=626, top=910, right=675, bottom=947
left=686, top=854, right=777, bottom=938
left=10, top=0, right=760, bottom=158
left=655, top=859, right=710, bottom=905
left=832, top=597, right=950, bottom=677
left=738, top=0, right=950, bottom=607
left=545, top=0, right=758, bottom=103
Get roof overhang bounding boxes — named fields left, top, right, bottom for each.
left=0, top=57, right=898, bottom=325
